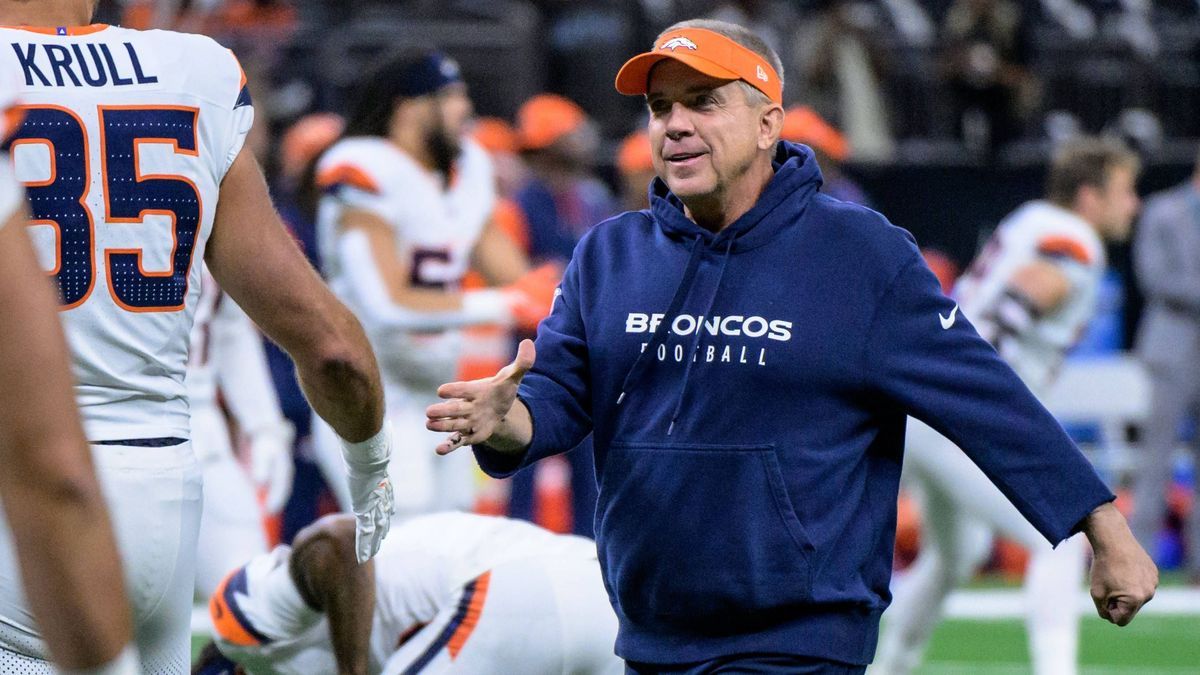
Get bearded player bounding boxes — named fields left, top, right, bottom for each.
left=0, top=1, right=393, bottom=671
left=872, top=138, right=1141, bottom=675
left=195, top=512, right=621, bottom=675
left=311, top=51, right=556, bottom=518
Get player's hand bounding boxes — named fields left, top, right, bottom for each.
left=503, top=264, right=561, bottom=331
left=1082, top=503, right=1158, bottom=626
left=249, top=422, right=295, bottom=514
left=427, top=339, right=535, bottom=455
left=343, top=424, right=395, bottom=563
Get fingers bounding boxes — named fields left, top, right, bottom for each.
left=436, top=429, right=476, bottom=456
left=426, top=416, right=474, bottom=433
left=436, top=380, right=478, bottom=400
left=426, top=399, right=471, bottom=419
left=353, top=481, right=394, bottom=563
left=498, top=339, right=535, bottom=382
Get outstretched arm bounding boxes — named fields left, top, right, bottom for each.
left=0, top=214, right=135, bottom=671
left=206, top=148, right=391, bottom=562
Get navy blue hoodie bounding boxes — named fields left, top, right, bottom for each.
left=475, top=143, right=1113, bottom=666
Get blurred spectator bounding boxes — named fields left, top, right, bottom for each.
left=780, top=105, right=871, bottom=206
left=941, top=0, right=1037, bottom=155
left=510, top=93, right=617, bottom=537
left=704, top=0, right=799, bottom=58
left=1130, top=150, right=1200, bottom=581
left=616, top=129, right=656, bottom=212
left=515, top=94, right=618, bottom=262
left=793, top=0, right=895, bottom=162
left=472, top=117, right=529, bottom=200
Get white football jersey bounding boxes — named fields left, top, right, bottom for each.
left=1, top=24, right=254, bottom=440
left=315, top=135, right=495, bottom=389
left=211, top=513, right=597, bottom=674
left=953, top=200, right=1105, bottom=393
left=0, top=83, right=23, bottom=223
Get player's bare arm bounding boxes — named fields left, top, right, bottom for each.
left=470, top=217, right=530, bottom=286
left=208, top=148, right=392, bottom=562
left=427, top=339, right=535, bottom=455
left=1007, top=260, right=1072, bottom=313
left=0, top=216, right=134, bottom=671
left=290, top=516, right=374, bottom=675
left=207, top=149, right=384, bottom=443
left=340, top=208, right=470, bottom=312
left=1080, top=502, right=1159, bottom=626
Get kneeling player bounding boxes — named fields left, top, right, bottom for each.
left=195, top=512, right=621, bottom=674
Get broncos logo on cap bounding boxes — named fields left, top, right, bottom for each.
left=660, top=37, right=698, bottom=51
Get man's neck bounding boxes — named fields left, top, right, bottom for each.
left=390, top=130, right=435, bottom=172
left=0, top=1, right=92, bottom=27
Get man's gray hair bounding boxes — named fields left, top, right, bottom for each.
left=658, top=19, right=784, bottom=106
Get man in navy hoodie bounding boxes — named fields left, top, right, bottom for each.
left=425, top=19, right=1158, bottom=674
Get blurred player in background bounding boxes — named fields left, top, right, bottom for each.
left=189, top=267, right=295, bottom=599
left=195, top=512, right=620, bottom=675
left=311, top=51, right=556, bottom=519
left=0, top=95, right=137, bottom=673
left=616, top=129, right=655, bottom=212
left=0, top=0, right=393, bottom=670
left=873, top=137, right=1142, bottom=675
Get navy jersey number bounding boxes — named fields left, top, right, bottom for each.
left=11, top=105, right=202, bottom=312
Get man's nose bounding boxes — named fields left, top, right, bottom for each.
left=663, top=103, right=694, bottom=140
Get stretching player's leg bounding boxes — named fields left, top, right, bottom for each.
left=872, top=471, right=992, bottom=675
left=1025, top=534, right=1085, bottom=675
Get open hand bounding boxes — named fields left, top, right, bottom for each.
left=426, top=339, right=535, bottom=454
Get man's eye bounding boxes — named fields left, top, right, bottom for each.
left=695, top=95, right=716, bottom=107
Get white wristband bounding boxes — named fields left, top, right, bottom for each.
left=462, top=289, right=514, bottom=326
left=57, top=644, right=139, bottom=675
left=340, top=420, right=391, bottom=472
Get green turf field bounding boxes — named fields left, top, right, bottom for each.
left=915, top=615, right=1200, bottom=674
left=192, top=614, right=1200, bottom=672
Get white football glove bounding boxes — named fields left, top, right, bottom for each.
left=341, top=422, right=395, bottom=563
left=248, top=421, right=295, bottom=515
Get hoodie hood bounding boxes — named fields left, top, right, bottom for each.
left=649, top=141, right=824, bottom=253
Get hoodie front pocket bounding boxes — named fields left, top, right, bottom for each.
left=599, top=442, right=815, bottom=630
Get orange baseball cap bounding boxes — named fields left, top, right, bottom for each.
left=781, top=106, right=850, bottom=162
left=472, top=117, right=519, bottom=155
left=517, top=94, right=587, bottom=151
left=615, top=27, right=782, bottom=104
left=616, top=130, right=654, bottom=175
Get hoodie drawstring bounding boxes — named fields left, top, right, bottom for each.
left=667, top=238, right=734, bottom=435
left=617, top=235, right=705, bottom=407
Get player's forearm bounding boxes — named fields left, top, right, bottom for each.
left=0, top=464, right=133, bottom=670
left=1080, top=501, right=1136, bottom=553
left=293, top=308, right=385, bottom=443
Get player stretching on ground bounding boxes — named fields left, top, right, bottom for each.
left=0, top=1, right=392, bottom=671
left=194, top=512, right=621, bottom=675
left=0, top=91, right=137, bottom=673
left=872, top=138, right=1142, bottom=675
left=311, top=51, right=556, bottom=518
left=189, top=266, right=295, bottom=600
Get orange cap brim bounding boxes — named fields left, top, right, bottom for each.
left=614, top=27, right=782, bottom=104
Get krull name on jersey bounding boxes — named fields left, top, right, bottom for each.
left=13, top=41, right=158, bottom=88
left=626, top=312, right=793, bottom=367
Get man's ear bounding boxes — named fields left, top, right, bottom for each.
left=759, top=104, right=784, bottom=151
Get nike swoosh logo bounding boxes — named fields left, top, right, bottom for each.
left=939, top=305, right=959, bottom=330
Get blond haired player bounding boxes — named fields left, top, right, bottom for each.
left=873, top=138, right=1142, bottom=675
left=189, top=266, right=295, bottom=600
left=312, top=51, right=556, bottom=518
left=196, top=512, right=620, bottom=675
left=0, top=0, right=393, bottom=671
left=0, top=89, right=137, bottom=673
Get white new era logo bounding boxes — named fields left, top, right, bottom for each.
left=756, top=65, right=769, bottom=82
left=661, top=37, right=698, bottom=51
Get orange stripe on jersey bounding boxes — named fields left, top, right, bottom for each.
left=446, top=571, right=491, bottom=659
left=0, top=24, right=110, bottom=35
left=1037, top=236, right=1092, bottom=266
left=209, top=570, right=265, bottom=648
left=316, top=163, right=380, bottom=194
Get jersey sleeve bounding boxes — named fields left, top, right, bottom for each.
left=0, top=82, right=24, bottom=226
left=1034, top=234, right=1097, bottom=295
left=315, top=152, right=394, bottom=223
left=220, top=49, right=255, bottom=177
